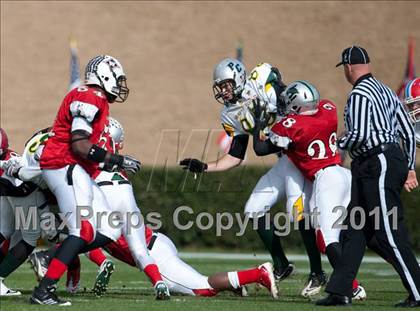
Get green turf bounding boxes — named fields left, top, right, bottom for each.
left=0, top=254, right=408, bottom=311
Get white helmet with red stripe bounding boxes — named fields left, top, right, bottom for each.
left=0, top=128, right=9, bottom=159
left=404, top=78, right=420, bottom=147
left=404, top=78, right=420, bottom=124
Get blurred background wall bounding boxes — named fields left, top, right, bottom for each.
left=1, top=1, right=419, bottom=165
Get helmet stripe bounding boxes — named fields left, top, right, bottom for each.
left=85, top=55, right=105, bottom=79
left=405, top=79, right=414, bottom=99
left=299, top=80, right=316, bottom=100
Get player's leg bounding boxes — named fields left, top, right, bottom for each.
left=0, top=196, right=14, bottom=248
left=283, top=161, right=325, bottom=296
left=209, top=262, right=278, bottom=299
left=0, top=197, right=12, bottom=294
left=316, top=167, right=365, bottom=300
left=66, top=255, right=81, bottom=294
left=0, top=232, right=22, bottom=297
left=0, top=190, right=47, bottom=281
left=86, top=248, right=107, bottom=266
left=31, top=165, right=96, bottom=306
left=244, top=158, right=290, bottom=279
left=0, top=239, right=10, bottom=264
left=95, top=183, right=168, bottom=299
left=118, top=184, right=169, bottom=299
left=312, top=167, right=351, bottom=266
left=318, top=166, right=367, bottom=301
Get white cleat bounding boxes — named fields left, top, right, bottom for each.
left=258, top=262, right=279, bottom=299
left=28, top=250, right=49, bottom=282
left=66, top=278, right=80, bottom=294
left=0, top=278, right=21, bottom=296
left=239, top=285, right=249, bottom=297
left=352, top=285, right=367, bottom=301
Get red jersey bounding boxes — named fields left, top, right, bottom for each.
left=270, top=100, right=341, bottom=181
left=103, top=227, right=154, bottom=267
left=40, top=86, right=109, bottom=176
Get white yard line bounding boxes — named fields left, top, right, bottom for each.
left=178, top=252, right=420, bottom=264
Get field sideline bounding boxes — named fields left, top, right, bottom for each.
left=0, top=251, right=410, bottom=311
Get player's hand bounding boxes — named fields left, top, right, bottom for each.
left=252, top=98, right=269, bottom=129
left=121, top=155, right=141, bottom=174
left=404, top=170, right=418, bottom=193
left=2, top=157, right=22, bottom=178
left=179, top=158, right=208, bottom=173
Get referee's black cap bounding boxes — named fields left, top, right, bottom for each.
left=336, top=46, right=370, bottom=67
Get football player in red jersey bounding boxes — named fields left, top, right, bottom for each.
left=403, top=78, right=420, bottom=192
left=29, top=119, right=278, bottom=299
left=251, top=81, right=366, bottom=300
left=31, top=55, right=168, bottom=306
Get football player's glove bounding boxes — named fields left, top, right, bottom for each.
left=1, top=157, right=22, bottom=178
left=121, top=155, right=141, bottom=173
left=179, top=158, right=208, bottom=173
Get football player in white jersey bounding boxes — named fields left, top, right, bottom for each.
left=0, top=128, right=51, bottom=297
left=180, top=60, right=326, bottom=297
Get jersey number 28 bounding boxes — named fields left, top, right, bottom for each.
left=307, top=133, right=337, bottom=160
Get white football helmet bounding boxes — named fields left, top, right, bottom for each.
left=108, top=117, right=124, bottom=152
left=213, top=58, right=246, bottom=105
left=243, top=63, right=286, bottom=114
left=283, top=80, right=320, bottom=115
left=85, top=55, right=129, bottom=103
left=403, top=78, right=420, bottom=146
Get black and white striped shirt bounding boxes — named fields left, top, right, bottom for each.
left=338, top=73, right=416, bottom=169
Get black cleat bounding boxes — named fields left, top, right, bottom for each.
left=395, top=296, right=420, bottom=308
left=315, top=293, right=351, bottom=306
left=30, top=285, right=71, bottom=306
left=301, top=271, right=328, bottom=297
left=274, top=263, right=295, bottom=282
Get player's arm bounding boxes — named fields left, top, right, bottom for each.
left=394, top=100, right=418, bottom=192
left=252, top=121, right=283, bottom=156
left=207, top=134, right=248, bottom=172
left=179, top=134, right=248, bottom=173
left=71, top=130, right=140, bottom=173
left=69, top=100, right=140, bottom=173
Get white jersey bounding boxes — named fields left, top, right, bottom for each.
left=220, top=100, right=279, bottom=138
left=220, top=102, right=249, bottom=137
left=17, top=133, right=49, bottom=189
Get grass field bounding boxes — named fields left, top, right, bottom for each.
left=0, top=252, right=409, bottom=311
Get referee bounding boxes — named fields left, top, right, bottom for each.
left=316, top=46, right=420, bottom=307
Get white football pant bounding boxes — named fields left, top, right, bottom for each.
left=309, top=165, right=351, bottom=246
left=149, top=233, right=211, bottom=295
left=98, top=180, right=155, bottom=269
left=244, top=155, right=312, bottom=222
left=42, top=165, right=119, bottom=242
